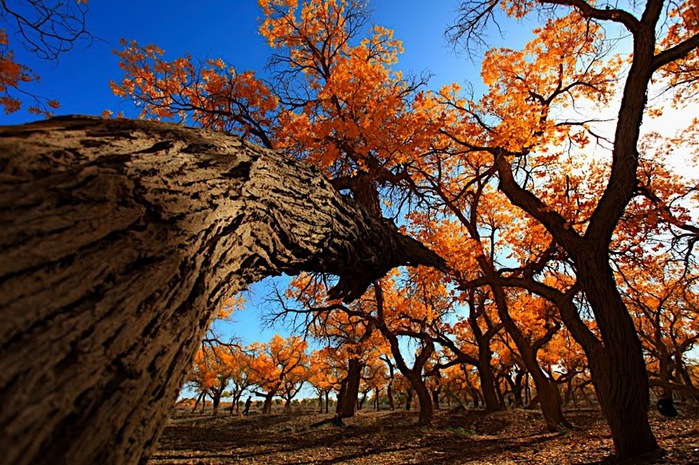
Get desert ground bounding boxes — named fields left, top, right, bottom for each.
left=148, top=404, right=699, bottom=464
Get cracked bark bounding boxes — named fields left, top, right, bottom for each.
left=0, top=116, right=445, bottom=465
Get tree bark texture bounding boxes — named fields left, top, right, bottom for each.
left=0, top=116, right=445, bottom=465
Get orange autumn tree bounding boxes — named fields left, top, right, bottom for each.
left=246, top=334, right=309, bottom=414
left=308, top=347, right=344, bottom=413
left=259, top=0, right=427, bottom=213
left=111, top=40, right=278, bottom=148
left=282, top=268, right=455, bottom=426
left=539, top=328, right=591, bottom=407
left=0, top=0, right=89, bottom=115
left=188, top=342, right=236, bottom=415
left=431, top=0, right=699, bottom=458
left=360, top=350, right=389, bottom=411
left=113, top=0, right=427, bottom=219
left=619, top=254, right=699, bottom=400
left=279, top=274, right=390, bottom=418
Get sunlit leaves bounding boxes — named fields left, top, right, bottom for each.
left=111, top=40, right=277, bottom=146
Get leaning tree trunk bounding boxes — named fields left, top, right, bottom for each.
left=0, top=116, right=445, bottom=465
left=488, top=278, right=569, bottom=430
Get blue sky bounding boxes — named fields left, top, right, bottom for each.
left=3, top=1, right=533, bottom=126
left=2, top=1, right=532, bottom=346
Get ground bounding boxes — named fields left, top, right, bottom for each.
left=148, top=404, right=699, bottom=464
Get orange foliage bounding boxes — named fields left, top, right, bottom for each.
left=111, top=40, right=277, bottom=146
left=112, top=0, right=699, bottom=421
left=246, top=334, right=309, bottom=397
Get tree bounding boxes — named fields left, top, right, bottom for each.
left=620, top=256, right=699, bottom=401
left=308, top=348, right=343, bottom=413
left=437, top=0, right=698, bottom=458
left=221, top=343, right=255, bottom=414
left=433, top=288, right=503, bottom=412
left=247, top=335, right=310, bottom=414
left=112, top=0, right=427, bottom=219
left=188, top=343, right=235, bottom=416
left=0, top=116, right=445, bottom=465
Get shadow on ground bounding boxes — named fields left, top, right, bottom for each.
left=148, top=405, right=699, bottom=464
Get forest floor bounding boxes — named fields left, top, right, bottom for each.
left=148, top=404, right=699, bottom=465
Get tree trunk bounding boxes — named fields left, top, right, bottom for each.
left=477, top=351, right=500, bottom=412
left=431, top=388, right=441, bottom=410
left=488, top=278, right=569, bottom=430
left=469, top=387, right=480, bottom=408
left=405, top=389, right=413, bottom=410
left=0, top=116, right=445, bottom=465
left=337, top=358, right=363, bottom=418
left=409, top=374, right=434, bottom=426
left=578, top=257, right=658, bottom=458
left=211, top=390, right=222, bottom=416
left=358, top=389, right=368, bottom=410
left=192, top=392, right=205, bottom=413
left=510, top=369, right=525, bottom=407
left=261, top=392, right=275, bottom=414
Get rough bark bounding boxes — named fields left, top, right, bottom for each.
left=0, top=116, right=445, bottom=465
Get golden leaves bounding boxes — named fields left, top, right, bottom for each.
left=111, top=39, right=277, bottom=143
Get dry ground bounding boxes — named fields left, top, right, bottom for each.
left=148, top=404, right=699, bottom=465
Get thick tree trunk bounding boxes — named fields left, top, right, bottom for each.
left=409, top=374, right=434, bottom=426
left=577, top=257, right=658, bottom=458
left=0, top=116, right=445, bottom=465
left=211, top=388, right=224, bottom=416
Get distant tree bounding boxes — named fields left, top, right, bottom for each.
left=188, top=343, right=235, bottom=416
left=247, top=335, right=310, bottom=414
left=308, top=348, right=343, bottom=413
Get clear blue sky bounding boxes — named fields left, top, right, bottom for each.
left=1, top=0, right=532, bottom=345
